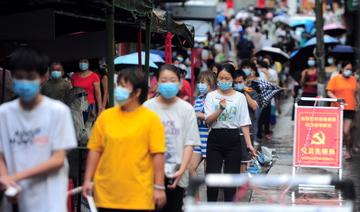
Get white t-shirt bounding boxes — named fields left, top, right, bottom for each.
left=268, top=68, right=279, bottom=85
left=205, top=90, right=251, bottom=129
left=143, top=97, right=200, bottom=188
left=0, top=97, right=77, bottom=212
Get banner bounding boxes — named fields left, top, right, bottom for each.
left=294, top=106, right=342, bottom=168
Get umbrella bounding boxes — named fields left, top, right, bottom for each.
left=273, top=15, right=290, bottom=26
left=302, top=35, right=339, bottom=49
left=289, top=35, right=339, bottom=83
left=289, top=50, right=307, bottom=83
left=249, top=80, right=282, bottom=108
left=255, top=47, right=290, bottom=63
left=290, top=16, right=315, bottom=33
left=330, top=45, right=356, bottom=61
left=114, top=52, right=160, bottom=69
left=324, top=23, right=347, bottom=37
left=150, top=50, right=165, bottom=59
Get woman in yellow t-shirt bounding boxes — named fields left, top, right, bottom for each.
left=82, top=67, right=167, bottom=211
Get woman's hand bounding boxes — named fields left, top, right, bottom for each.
left=219, top=99, right=227, bottom=110
left=247, top=145, right=257, bottom=157
left=167, top=170, right=184, bottom=190
left=196, top=112, right=205, bottom=120
left=154, top=189, right=166, bottom=209
left=82, top=180, right=93, bottom=197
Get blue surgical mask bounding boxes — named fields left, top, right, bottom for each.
left=343, top=69, right=353, bottom=78
left=217, top=80, right=233, bottom=91
left=51, top=71, right=62, bottom=79
left=114, top=86, right=131, bottom=105
left=13, top=79, right=40, bottom=102
left=158, top=82, right=180, bottom=99
left=234, top=83, right=245, bottom=91
left=177, top=56, right=184, bottom=63
left=243, top=68, right=252, bottom=76
left=197, top=83, right=208, bottom=95
left=327, top=58, right=334, bottom=65
left=79, top=62, right=89, bottom=71
left=308, top=60, right=315, bottom=67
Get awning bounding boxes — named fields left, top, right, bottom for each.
left=0, top=0, right=194, bottom=48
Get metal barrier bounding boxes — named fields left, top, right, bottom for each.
left=185, top=174, right=355, bottom=212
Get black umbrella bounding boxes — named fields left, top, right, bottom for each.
left=255, top=47, right=290, bottom=63
left=289, top=36, right=340, bottom=83
left=249, top=80, right=282, bottom=108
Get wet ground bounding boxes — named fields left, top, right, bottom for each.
left=250, top=97, right=360, bottom=212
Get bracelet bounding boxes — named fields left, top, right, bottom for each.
left=154, top=184, right=166, bottom=190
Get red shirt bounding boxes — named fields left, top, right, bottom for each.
left=71, top=72, right=100, bottom=104
left=179, top=80, right=192, bottom=99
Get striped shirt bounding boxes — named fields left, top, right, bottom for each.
left=193, top=95, right=209, bottom=158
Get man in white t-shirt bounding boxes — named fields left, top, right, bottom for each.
left=0, top=47, right=77, bottom=212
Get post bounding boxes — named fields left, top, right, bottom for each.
left=106, top=0, right=115, bottom=107
left=144, top=17, right=151, bottom=84
left=137, top=28, right=143, bottom=71
left=190, top=48, right=195, bottom=104
left=315, top=0, right=326, bottom=98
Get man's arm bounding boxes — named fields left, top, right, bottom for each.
left=0, top=153, right=8, bottom=176
left=12, top=150, right=65, bottom=182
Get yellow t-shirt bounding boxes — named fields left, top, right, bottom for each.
left=87, top=106, right=165, bottom=210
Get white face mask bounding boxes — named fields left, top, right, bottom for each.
left=343, top=69, right=353, bottom=78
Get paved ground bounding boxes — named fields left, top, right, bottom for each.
left=250, top=97, right=360, bottom=212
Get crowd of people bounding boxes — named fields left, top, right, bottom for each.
left=0, top=3, right=359, bottom=212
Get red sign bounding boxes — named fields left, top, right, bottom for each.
left=294, top=107, right=342, bottom=168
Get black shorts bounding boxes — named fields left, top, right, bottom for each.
left=344, top=110, right=355, bottom=120
left=240, top=134, right=251, bottom=163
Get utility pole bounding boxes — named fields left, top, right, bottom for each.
left=106, top=0, right=115, bottom=107
left=315, top=0, right=326, bottom=97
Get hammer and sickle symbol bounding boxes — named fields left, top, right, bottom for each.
left=311, top=131, right=326, bottom=145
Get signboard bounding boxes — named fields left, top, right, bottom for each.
left=294, top=106, right=342, bottom=168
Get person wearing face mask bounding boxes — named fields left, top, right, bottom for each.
left=204, top=63, right=256, bottom=202
left=41, top=62, right=72, bottom=103
left=325, top=57, right=337, bottom=82
left=327, top=61, right=359, bottom=160
left=189, top=71, right=216, bottom=179
left=0, top=47, right=77, bottom=211
left=143, top=64, right=200, bottom=212
left=240, top=60, right=262, bottom=145
left=82, top=67, right=167, bottom=211
left=300, top=56, right=318, bottom=106
left=233, top=70, right=258, bottom=173
left=71, top=59, right=103, bottom=123
left=95, top=58, right=109, bottom=109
